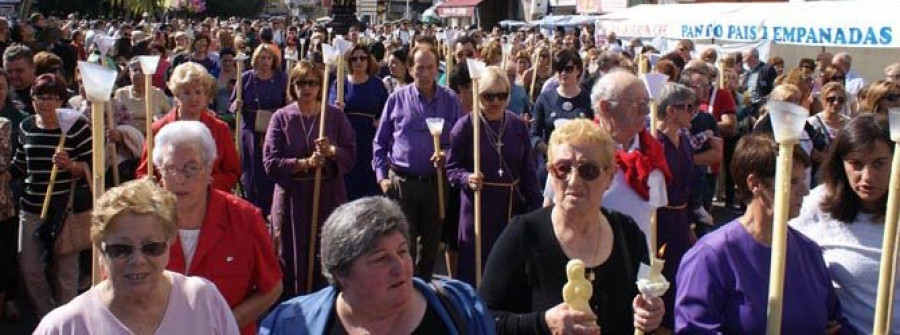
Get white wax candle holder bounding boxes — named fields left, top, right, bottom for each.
left=446, top=29, right=458, bottom=45
left=501, top=42, right=514, bottom=56
left=648, top=53, right=662, bottom=67
left=137, top=55, right=160, bottom=75
left=426, top=117, right=445, bottom=136
left=78, top=61, right=117, bottom=102
left=436, top=31, right=446, bottom=42
left=636, top=258, right=670, bottom=298
left=334, top=38, right=354, bottom=55
left=466, top=58, right=486, bottom=79
left=322, top=44, right=339, bottom=65
left=634, top=46, right=644, bottom=56
left=235, top=52, right=249, bottom=62
left=889, top=107, right=900, bottom=142
left=642, top=73, right=669, bottom=101
left=56, top=109, right=82, bottom=134
left=95, top=35, right=115, bottom=57
left=767, top=100, right=809, bottom=144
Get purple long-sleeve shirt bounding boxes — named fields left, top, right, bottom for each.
left=373, top=82, right=462, bottom=181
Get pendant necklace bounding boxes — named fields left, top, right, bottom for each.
left=297, top=103, right=318, bottom=150
left=479, top=112, right=507, bottom=177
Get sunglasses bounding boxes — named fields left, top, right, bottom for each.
left=481, top=92, right=509, bottom=101
left=825, top=96, right=845, bottom=104
left=456, top=51, right=474, bottom=58
left=548, top=161, right=604, bottom=181
left=885, top=94, right=900, bottom=102
left=295, top=80, right=320, bottom=87
left=101, top=241, right=168, bottom=259
left=350, top=56, right=368, bottom=63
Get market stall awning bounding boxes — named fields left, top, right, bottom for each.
left=437, top=0, right=484, bottom=18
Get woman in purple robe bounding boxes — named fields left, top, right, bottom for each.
left=653, top=83, right=698, bottom=330
left=263, top=61, right=356, bottom=297
left=230, top=44, right=288, bottom=218
left=675, top=133, right=850, bottom=334
left=446, top=66, right=542, bottom=286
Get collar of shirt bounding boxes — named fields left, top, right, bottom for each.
left=616, top=134, right=641, bottom=152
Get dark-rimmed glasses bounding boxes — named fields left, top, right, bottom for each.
left=825, top=96, right=846, bottom=104
left=481, top=92, right=509, bottom=101
left=294, top=80, right=320, bottom=87
left=548, top=161, right=604, bottom=181
left=350, top=56, right=368, bottom=63
left=101, top=241, right=168, bottom=259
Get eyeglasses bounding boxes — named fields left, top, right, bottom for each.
left=160, top=163, right=204, bottom=179
left=294, top=80, right=320, bottom=87
left=672, top=103, right=694, bottom=111
left=885, top=94, right=900, bottom=102
left=557, top=65, right=578, bottom=74
left=33, top=95, right=61, bottom=102
left=548, top=161, right=605, bottom=181
left=825, top=96, right=846, bottom=104
left=350, top=56, right=368, bottom=63
left=481, top=92, right=509, bottom=101
left=101, top=241, right=168, bottom=259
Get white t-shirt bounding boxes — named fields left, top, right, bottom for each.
left=790, top=185, right=900, bottom=335
left=179, top=229, right=201, bottom=271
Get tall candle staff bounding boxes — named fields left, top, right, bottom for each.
left=299, top=38, right=307, bottom=60
left=872, top=107, right=900, bottom=333
left=39, top=109, right=82, bottom=221
left=78, top=61, right=117, bottom=286
left=233, top=53, right=250, bottom=165
left=95, top=36, right=120, bottom=186
left=308, top=43, right=339, bottom=293
left=334, top=37, right=354, bottom=108
left=136, top=56, right=160, bottom=176
left=764, top=100, right=809, bottom=334
left=426, top=118, right=446, bottom=220
left=642, top=73, right=668, bottom=253
left=445, top=29, right=458, bottom=86
left=467, top=58, right=486, bottom=287
left=501, top=41, right=513, bottom=71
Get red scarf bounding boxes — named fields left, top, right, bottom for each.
left=614, top=129, right=672, bottom=201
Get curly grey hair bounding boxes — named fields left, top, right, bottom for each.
left=320, top=196, right=410, bottom=286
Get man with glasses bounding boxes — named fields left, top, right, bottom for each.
left=438, top=35, right=477, bottom=86
left=374, top=44, right=462, bottom=281
left=832, top=52, right=867, bottom=96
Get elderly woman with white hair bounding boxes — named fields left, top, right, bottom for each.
left=260, top=196, right=495, bottom=335
left=446, top=65, right=542, bottom=286
left=136, top=62, right=240, bottom=192
left=153, top=121, right=283, bottom=335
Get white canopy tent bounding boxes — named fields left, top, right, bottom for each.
left=596, top=0, right=900, bottom=81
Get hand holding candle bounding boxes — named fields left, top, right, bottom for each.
left=426, top=118, right=446, bottom=220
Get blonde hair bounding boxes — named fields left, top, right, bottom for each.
left=770, top=84, right=802, bottom=104
left=547, top=119, right=615, bottom=167
left=476, top=66, right=510, bottom=110
left=91, top=178, right=178, bottom=246
left=251, top=43, right=281, bottom=71
left=863, top=80, right=900, bottom=115
left=167, top=62, right=216, bottom=100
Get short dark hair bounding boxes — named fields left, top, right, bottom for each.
left=820, top=114, right=891, bottom=221
left=552, top=49, right=583, bottom=74
left=31, top=73, right=69, bottom=101
left=448, top=64, right=471, bottom=94
left=731, top=133, right=810, bottom=203
left=407, top=44, right=439, bottom=66
left=454, top=35, right=476, bottom=50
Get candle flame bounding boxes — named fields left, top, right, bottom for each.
left=658, top=243, right=667, bottom=258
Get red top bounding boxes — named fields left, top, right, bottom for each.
left=136, top=108, right=241, bottom=192
left=167, top=188, right=282, bottom=335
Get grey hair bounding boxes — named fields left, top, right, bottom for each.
left=151, top=121, right=218, bottom=169
left=834, top=52, right=852, bottom=66
left=590, top=68, right=633, bottom=108
left=744, top=47, right=759, bottom=59
left=3, top=44, right=33, bottom=66
left=320, top=196, right=410, bottom=285
left=678, top=68, right=706, bottom=86
left=657, top=83, right=696, bottom=119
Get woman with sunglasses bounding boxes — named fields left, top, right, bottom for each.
left=264, top=61, right=356, bottom=297
left=34, top=178, right=240, bottom=335
left=479, top=119, right=663, bottom=334
left=153, top=121, right=282, bottom=335
left=860, top=80, right=900, bottom=115
left=328, top=44, right=388, bottom=201
left=790, top=114, right=896, bottom=333
left=676, top=133, right=850, bottom=333
left=446, top=66, right=542, bottom=286
left=809, top=82, right=849, bottom=148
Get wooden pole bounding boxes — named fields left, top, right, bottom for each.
left=873, top=142, right=900, bottom=334
left=337, top=58, right=345, bottom=107
left=98, top=58, right=117, bottom=185
left=309, top=63, right=330, bottom=293
left=529, top=49, right=540, bottom=102
left=445, top=44, right=453, bottom=86
left=144, top=74, right=156, bottom=177
left=433, top=135, right=445, bottom=219
left=235, top=60, right=245, bottom=166
left=39, top=135, right=66, bottom=220
left=472, top=77, right=483, bottom=288
left=766, top=142, right=796, bottom=335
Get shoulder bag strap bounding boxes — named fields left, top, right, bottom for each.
left=430, top=279, right=468, bottom=334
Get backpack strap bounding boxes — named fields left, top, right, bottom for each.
left=430, top=279, right=468, bottom=334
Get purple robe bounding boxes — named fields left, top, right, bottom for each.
left=263, top=103, right=356, bottom=297
left=231, top=69, right=289, bottom=217
left=446, top=111, right=542, bottom=285
left=675, top=219, right=848, bottom=334
left=655, top=129, right=696, bottom=329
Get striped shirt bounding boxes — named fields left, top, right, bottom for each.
left=11, top=115, right=92, bottom=214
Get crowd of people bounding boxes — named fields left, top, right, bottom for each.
left=0, top=10, right=892, bottom=334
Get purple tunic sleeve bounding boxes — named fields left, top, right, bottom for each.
left=262, top=105, right=300, bottom=186
left=446, top=114, right=473, bottom=189
left=675, top=241, right=731, bottom=333
left=373, top=93, right=397, bottom=181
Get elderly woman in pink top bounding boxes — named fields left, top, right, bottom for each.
left=33, top=179, right=239, bottom=335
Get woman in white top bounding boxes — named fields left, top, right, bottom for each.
left=791, top=114, right=896, bottom=334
